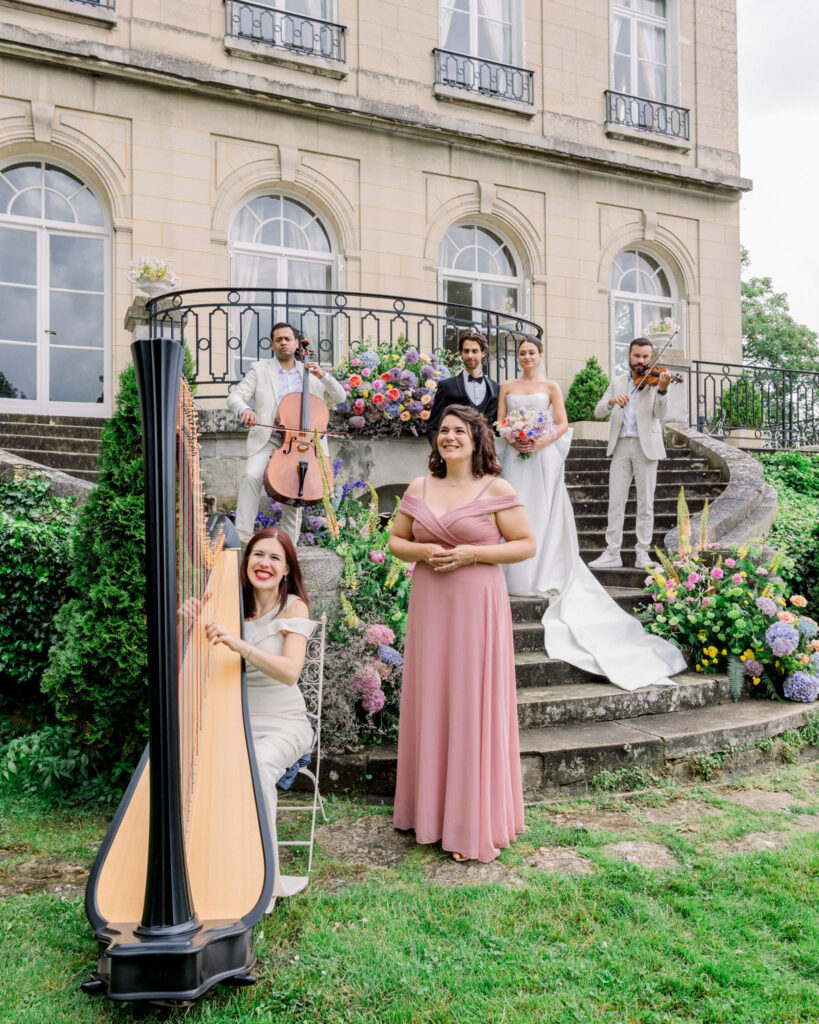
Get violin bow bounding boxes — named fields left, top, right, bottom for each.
left=249, top=421, right=349, bottom=438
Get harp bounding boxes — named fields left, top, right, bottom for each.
left=83, top=338, right=274, bottom=1002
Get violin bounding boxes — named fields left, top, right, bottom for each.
left=263, top=338, right=334, bottom=506
left=635, top=366, right=684, bottom=390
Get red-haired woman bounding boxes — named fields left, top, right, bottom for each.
left=206, top=527, right=315, bottom=901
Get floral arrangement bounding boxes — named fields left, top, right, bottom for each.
left=496, top=406, right=556, bottom=460
left=330, top=337, right=455, bottom=437
left=643, top=316, right=678, bottom=336
left=640, top=489, right=818, bottom=703
left=127, top=256, right=178, bottom=283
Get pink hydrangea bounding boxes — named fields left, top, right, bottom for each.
left=686, top=597, right=695, bottom=604
left=364, top=623, right=395, bottom=645
left=702, top=597, right=710, bottom=608
left=731, top=573, right=743, bottom=584
left=351, top=357, right=361, bottom=367
left=711, top=567, right=724, bottom=580
left=665, top=579, right=675, bottom=589
left=352, top=665, right=381, bottom=694
left=688, top=573, right=699, bottom=583
left=725, top=557, right=736, bottom=568
left=673, top=560, right=683, bottom=568
left=374, top=661, right=392, bottom=679
left=684, top=581, right=695, bottom=590
left=361, top=367, right=372, bottom=378
left=361, top=687, right=386, bottom=714
left=369, top=550, right=386, bottom=564
left=654, top=603, right=664, bottom=613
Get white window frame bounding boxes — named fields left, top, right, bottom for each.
left=439, top=0, right=525, bottom=67
left=610, top=0, right=681, bottom=106
left=438, top=221, right=526, bottom=317
left=0, top=159, right=111, bottom=418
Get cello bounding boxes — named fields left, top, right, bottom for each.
left=263, top=337, right=334, bottom=505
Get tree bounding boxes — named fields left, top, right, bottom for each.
left=741, top=248, right=819, bottom=371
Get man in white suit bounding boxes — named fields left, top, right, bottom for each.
left=226, top=322, right=346, bottom=544
left=589, top=337, right=671, bottom=570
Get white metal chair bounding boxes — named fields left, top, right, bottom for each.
left=275, top=613, right=328, bottom=884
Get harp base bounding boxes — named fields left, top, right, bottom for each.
left=88, top=920, right=257, bottom=1003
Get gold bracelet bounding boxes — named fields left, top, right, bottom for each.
left=473, top=550, right=478, bottom=566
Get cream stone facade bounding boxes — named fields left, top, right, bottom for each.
left=0, top=0, right=747, bottom=418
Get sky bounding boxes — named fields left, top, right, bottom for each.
left=737, top=1, right=819, bottom=333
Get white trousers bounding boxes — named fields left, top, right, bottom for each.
left=604, top=436, right=658, bottom=555
left=235, top=441, right=302, bottom=544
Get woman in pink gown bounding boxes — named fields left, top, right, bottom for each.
left=388, top=405, right=536, bottom=863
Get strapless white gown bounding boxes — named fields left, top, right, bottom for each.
left=501, top=391, right=686, bottom=691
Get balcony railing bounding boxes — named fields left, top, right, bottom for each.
left=433, top=48, right=534, bottom=106
left=225, top=0, right=346, bottom=63
left=67, top=0, right=115, bottom=7
left=146, top=289, right=542, bottom=400
left=605, top=90, right=690, bottom=142
left=690, top=361, right=819, bottom=449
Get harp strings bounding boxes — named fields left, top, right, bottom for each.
left=176, top=378, right=224, bottom=833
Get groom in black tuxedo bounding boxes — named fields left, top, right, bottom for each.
left=427, top=330, right=499, bottom=442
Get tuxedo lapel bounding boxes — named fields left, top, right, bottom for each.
left=454, top=370, right=470, bottom=405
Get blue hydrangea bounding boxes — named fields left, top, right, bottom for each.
left=809, top=652, right=819, bottom=672
left=435, top=365, right=451, bottom=380
left=385, top=402, right=402, bottom=419
left=756, top=596, right=777, bottom=616
left=765, top=621, right=800, bottom=657
left=783, top=671, right=819, bottom=703
left=335, top=400, right=350, bottom=414
left=359, top=350, right=380, bottom=369
left=377, top=644, right=403, bottom=667
left=404, top=347, right=420, bottom=363
left=797, top=617, right=819, bottom=637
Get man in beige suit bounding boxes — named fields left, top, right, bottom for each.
left=589, top=337, right=671, bottom=570
left=226, top=322, right=346, bottom=544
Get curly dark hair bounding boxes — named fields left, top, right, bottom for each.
left=428, top=405, right=502, bottom=479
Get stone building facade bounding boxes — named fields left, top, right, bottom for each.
left=0, top=0, right=747, bottom=420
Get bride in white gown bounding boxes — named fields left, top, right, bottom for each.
left=499, top=337, right=686, bottom=692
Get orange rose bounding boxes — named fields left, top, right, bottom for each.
left=348, top=374, right=362, bottom=387
left=380, top=372, right=392, bottom=382
left=420, top=410, right=431, bottom=420
left=778, top=611, right=796, bottom=625
left=372, top=392, right=385, bottom=405
left=387, top=387, right=401, bottom=402
left=791, top=594, right=808, bottom=607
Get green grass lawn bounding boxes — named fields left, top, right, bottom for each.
left=1, top=765, right=818, bottom=1024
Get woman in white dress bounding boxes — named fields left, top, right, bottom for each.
left=499, top=337, right=686, bottom=691
left=206, top=527, right=316, bottom=901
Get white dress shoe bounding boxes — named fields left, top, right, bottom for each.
left=588, top=551, right=622, bottom=569
left=634, top=552, right=655, bottom=569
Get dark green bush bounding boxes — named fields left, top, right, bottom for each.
left=565, top=356, right=609, bottom=422
left=714, top=375, right=766, bottom=430
left=42, top=365, right=149, bottom=768
left=760, top=450, right=819, bottom=498
left=0, top=476, right=76, bottom=713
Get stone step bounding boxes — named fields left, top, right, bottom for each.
left=567, top=446, right=699, bottom=461
left=518, top=698, right=815, bottom=794
left=565, top=468, right=724, bottom=487
left=0, top=421, right=105, bottom=440
left=567, top=482, right=723, bottom=503
left=576, top=528, right=665, bottom=547
left=510, top=588, right=645, bottom=633
left=0, top=413, right=106, bottom=428
left=587, top=565, right=648, bottom=588
left=516, top=673, right=735, bottom=729
left=569, top=495, right=716, bottom=516
left=321, top=698, right=818, bottom=798
left=1, top=447, right=100, bottom=473
left=565, top=456, right=709, bottom=472
left=0, top=433, right=100, bottom=455
left=515, top=650, right=604, bottom=688
left=575, top=512, right=678, bottom=532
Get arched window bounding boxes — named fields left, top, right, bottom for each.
left=610, top=247, right=678, bottom=374
left=0, top=161, right=108, bottom=414
left=230, top=193, right=335, bottom=358
left=439, top=223, right=523, bottom=318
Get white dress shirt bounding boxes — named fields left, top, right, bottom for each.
left=463, top=370, right=488, bottom=407
left=619, top=375, right=640, bottom=438
left=277, top=363, right=304, bottom=398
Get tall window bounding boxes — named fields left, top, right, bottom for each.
left=230, top=193, right=334, bottom=360
left=440, top=0, right=516, bottom=64
left=0, top=161, right=108, bottom=414
left=612, top=0, right=667, bottom=101
left=610, top=248, right=678, bottom=374
left=439, top=223, right=522, bottom=316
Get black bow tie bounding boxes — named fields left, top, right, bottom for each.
left=467, top=374, right=484, bottom=384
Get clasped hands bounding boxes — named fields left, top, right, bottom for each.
left=425, top=544, right=477, bottom=573
left=512, top=435, right=550, bottom=454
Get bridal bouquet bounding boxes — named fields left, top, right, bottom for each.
left=496, top=406, right=556, bottom=460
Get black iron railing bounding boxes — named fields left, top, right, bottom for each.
left=433, top=48, right=534, bottom=105
left=225, top=0, right=346, bottom=63
left=690, top=360, right=819, bottom=449
left=605, top=90, right=690, bottom=141
left=146, top=289, right=542, bottom=399
left=68, top=0, right=116, bottom=7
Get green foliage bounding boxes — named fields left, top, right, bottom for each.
left=41, top=364, right=148, bottom=769
left=589, top=766, right=661, bottom=792
left=758, top=453, right=819, bottom=611
left=713, top=375, right=766, bottom=430
left=727, top=654, right=745, bottom=703
left=742, top=247, right=819, bottom=370
left=565, top=356, right=610, bottom=422
left=760, top=450, right=819, bottom=500
left=0, top=476, right=76, bottom=712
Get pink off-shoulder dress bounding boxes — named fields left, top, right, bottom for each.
left=393, top=478, right=526, bottom=862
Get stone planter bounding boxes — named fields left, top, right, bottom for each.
left=570, top=419, right=610, bottom=441
left=723, top=428, right=765, bottom=451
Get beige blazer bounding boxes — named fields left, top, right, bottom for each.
left=593, top=373, right=669, bottom=460
left=226, top=358, right=346, bottom=457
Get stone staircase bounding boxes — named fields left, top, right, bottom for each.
left=325, top=438, right=817, bottom=796
left=0, top=414, right=103, bottom=482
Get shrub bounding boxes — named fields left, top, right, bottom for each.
left=0, top=476, right=76, bottom=713
left=713, top=375, right=765, bottom=431
left=565, top=356, right=609, bottom=422
left=41, top=365, right=149, bottom=770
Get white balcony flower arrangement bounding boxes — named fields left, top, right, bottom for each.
left=642, top=316, right=679, bottom=342
left=127, top=256, right=180, bottom=298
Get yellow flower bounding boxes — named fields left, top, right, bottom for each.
left=721, top=649, right=727, bottom=656
left=752, top=677, right=761, bottom=686
left=695, top=665, right=702, bottom=672
left=740, top=571, right=747, bottom=577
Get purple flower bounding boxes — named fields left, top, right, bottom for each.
left=361, top=686, right=386, bottom=714
left=335, top=400, right=350, bottom=414
left=725, top=557, right=736, bottom=568
left=435, top=365, right=451, bottom=380
left=305, top=514, right=325, bottom=533
left=405, top=347, right=420, bottom=363
left=743, top=658, right=764, bottom=677
left=342, top=380, right=352, bottom=393
left=711, top=567, right=724, bottom=580
left=413, top=387, right=428, bottom=400
left=665, top=579, right=675, bottom=589
left=686, top=597, right=695, bottom=604
left=300, top=532, right=316, bottom=546
left=408, top=400, right=424, bottom=414
left=378, top=644, right=403, bottom=667
left=389, top=366, right=403, bottom=382
left=349, top=415, right=366, bottom=429
left=420, top=364, right=436, bottom=380
left=783, top=671, right=819, bottom=703
left=765, top=621, right=800, bottom=657
left=809, top=652, right=819, bottom=672
left=673, top=560, right=683, bottom=568
left=756, top=596, right=777, bottom=616
left=731, top=574, right=743, bottom=585
left=372, top=379, right=385, bottom=391
left=644, top=575, right=653, bottom=586
left=365, top=624, right=395, bottom=645
left=353, top=665, right=381, bottom=695
left=360, top=350, right=380, bottom=369
left=401, top=370, right=419, bottom=389
left=385, top=403, right=402, bottom=419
